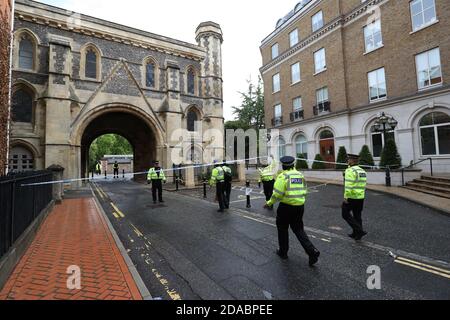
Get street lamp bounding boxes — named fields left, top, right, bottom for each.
left=372, top=112, right=398, bottom=187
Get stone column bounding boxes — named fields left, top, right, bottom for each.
left=237, top=162, right=246, bottom=183
left=47, top=164, right=65, bottom=204
left=185, top=166, right=195, bottom=188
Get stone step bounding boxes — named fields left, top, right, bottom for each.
left=405, top=182, right=450, bottom=195
left=412, top=179, right=450, bottom=189
left=402, top=186, right=450, bottom=200
left=421, top=175, right=450, bottom=184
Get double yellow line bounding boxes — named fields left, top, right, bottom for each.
left=395, top=256, right=450, bottom=279
left=111, top=202, right=125, bottom=219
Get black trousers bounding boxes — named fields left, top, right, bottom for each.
left=113, top=168, right=119, bottom=177
left=262, top=180, right=275, bottom=201
left=276, top=203, right=317, bottom=257
left=152, top=180, right=163, bottom=202
left=342, top=199, right=365, bottom=234
left=216, top=181, right=226, bottom=211
left=224, top=181, right=232, bottom=208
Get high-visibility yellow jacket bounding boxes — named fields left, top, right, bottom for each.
left=210, top=167, right=225, bottom=186
left=222, top=165, right=232, bottom=180
left=147, top=167, right=166, bottom=182
left=96, top=163, right=101, bottom=171
left=258, top=161, right=278, bottom=182
left=267, top=168, right=307, bottom=207
left=344, top=165, right=367, bottom=200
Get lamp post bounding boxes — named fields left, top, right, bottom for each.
left=372, top=112, right=398, bottom=187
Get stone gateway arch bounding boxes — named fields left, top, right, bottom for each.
left=9, top=0, right=224, bottom=183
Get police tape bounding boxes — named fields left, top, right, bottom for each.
left=19, top=156, right=269, bottom=187
left=294, top=157, right=386, bottom=170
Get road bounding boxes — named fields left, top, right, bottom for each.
left=90, top=179, right=450, bottom=300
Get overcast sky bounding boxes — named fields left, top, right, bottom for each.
left=35, top=0, right=296, bottom=120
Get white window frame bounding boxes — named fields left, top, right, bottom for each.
left=419, top=122, right=450, bottom=156
left=410, top=0, right=437, bottom=32
left=271, top=43, right=279, bottom=59
left=293, top=97, right=302, bottom=111
left=312, top=11, right=324, bottom=32
left=272, top=73, right=281, bottom=93
left=314, top=48, right=326, bottom=74
left=368, top=67, right=387, bottom=102
left=415, top=48, right=442, bottom=90
left=371, top=130, right=394, bottom=158
left=363, top=19, right=383, bottom=54
left=289, top=29, right=299, bottom=47
left=291, top=62, right=301, bottom=84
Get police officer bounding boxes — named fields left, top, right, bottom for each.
left=342, top=154, right=368, bottom=241
left=113, top=161, right=119, bottom=179
left=258, top=155, right=277, bottom=202
left=264, top=156, right=320, bottom=267
left=147, top=161, right=166, bottom=204
left=222, top=161, right=233, bottom=209
left=210, top=161, right=226, bottom=212
left=96, top=162, right=101, bottom=176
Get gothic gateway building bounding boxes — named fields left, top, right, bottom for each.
left=9, top=0, right=224, bottom=181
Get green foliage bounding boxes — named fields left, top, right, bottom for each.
left=89, top=134, right=133, bottom=171
left=336, top=146, right=348, bottom=170
left=359, top=145, right=375, bottom=168
left=225, top=120, right=250, bottom=131
left=380, top=139, right=402, bottom=169
left=231, top=76, right=265, bottom=130
left=312, top=154, right=326, bottom=170
left=296, top=154, right=309, bottom=170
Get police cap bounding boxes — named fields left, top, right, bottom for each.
left=347, top=154, right=360, bottom=160
left=280, top=156, right=296, bottom=166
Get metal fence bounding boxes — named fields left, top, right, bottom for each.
left=0, top=171, right=53, bottom=259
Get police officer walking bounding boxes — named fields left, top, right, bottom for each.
left=210, top=161, right=226, bottom=212
left=264, top=156, right=320, bottom=267
left=96, top=162, right=101, bottom=176
left=342, top=154, right=368, bottom=241
left=258, top=155, right=277, bottom=202
left=147, top=160, right=166, bottom=204
left=113, top=161, right=119, bottom=179
left=222, top=161, right=233, bottom=209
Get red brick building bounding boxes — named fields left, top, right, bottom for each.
left=0, top=0, right=13, bottom=175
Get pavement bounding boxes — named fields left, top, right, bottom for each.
left=90, top=179, right=450, bottom=300
left=0, top=189, right=144, bottom=300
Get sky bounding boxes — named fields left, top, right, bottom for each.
left=35, top=0, right=297, bottom=121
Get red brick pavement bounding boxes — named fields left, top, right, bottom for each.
left=0, top=198, right=142, bottom=300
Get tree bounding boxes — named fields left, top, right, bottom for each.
left=359, top=145, right=375, bottom=168
left=380, top=139, right=402, bottom=169
left=312, top=154, right=326, bottom=170
left=231, top=76, right=265, bottom=130
left=88, top=134, right=133, bottom=171
left=336, top=146, right=348, bottom=170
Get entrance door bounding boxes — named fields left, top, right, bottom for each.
left=319, top=130, right=335, bottom=168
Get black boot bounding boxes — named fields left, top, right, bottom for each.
left=309, top=250, right=320, bottom=267
left=276, top=250, right=288, bottom=260
left=354, top=231, right=367, bottom=241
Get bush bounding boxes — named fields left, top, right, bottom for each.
left=359, top=145, right=375, bottom=168
left=312, top=154, right=326, bottom=170
left=380, top=139, right=402, bottom=169
left=336, top=146, right=348, bottom=170
left=296, top=154, right=309, bottom=170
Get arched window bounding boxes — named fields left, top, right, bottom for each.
left=19, top=36, right=34, bottom=70
left=278, top=136, right=286, bottom=158
left=146, top=61, right=155, bottom=88
left=11, top=88, right=33, bottom=123
left=419, top=112, right=450, bottom=156
left=8, top=146, right=34, bottom=172
left=187, top=68, right=195, bottom=95
left=85, top=48, right=98, bottom=79
left=187, top=109, right=198, bottom=132
left=319, top=130, right=334, bottom=140
left=295, top=135, right=308, bottom=159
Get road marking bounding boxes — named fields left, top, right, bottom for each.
left=231, top=196, right=266, bottom=203
left=93, top=183, right=104, bottom=200
left=130, top=223, right=143, bottom=237
left=112, top=211, right=120, bottom=219
left=396, top=257, right=450, bottom=275
left=110, top=202, right=125, bottom=218
left=394, top=259, right=450, bottom=279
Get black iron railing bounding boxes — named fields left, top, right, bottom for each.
left=401, top=158, right=433, bottom=186
left=271, top=116, right=283, bottom=127
left=313, top=101, right=331, bottom=116
left=290, top=110, right=304, bottom=122
left=0, top=171, right=53, bottom=259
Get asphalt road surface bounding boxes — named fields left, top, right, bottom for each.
left=90, top=180, right=450, bottom=300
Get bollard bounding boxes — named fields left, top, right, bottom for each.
left=258, top=181, right=261, bottom=189
left=105, top=170, right=107, bottom=179
left=385, top=166, right=391, bottom=187
left=91, top=171, right=94, bottom=179
left=246, top=180, right=251, bottom=208
left=175, top=175, right=179, bottom=191
left=203, top=179, right=207, bottom=199
left=123, top=169, right=125, bottom=179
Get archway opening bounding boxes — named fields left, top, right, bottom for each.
left=81, top=111, right=157, bottom=180
left=89, top=134, right=133, bottom=176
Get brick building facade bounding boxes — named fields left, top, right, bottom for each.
left=261, top=0, right=450, bottom=173
left=9, top=0, right=224, bottom=183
